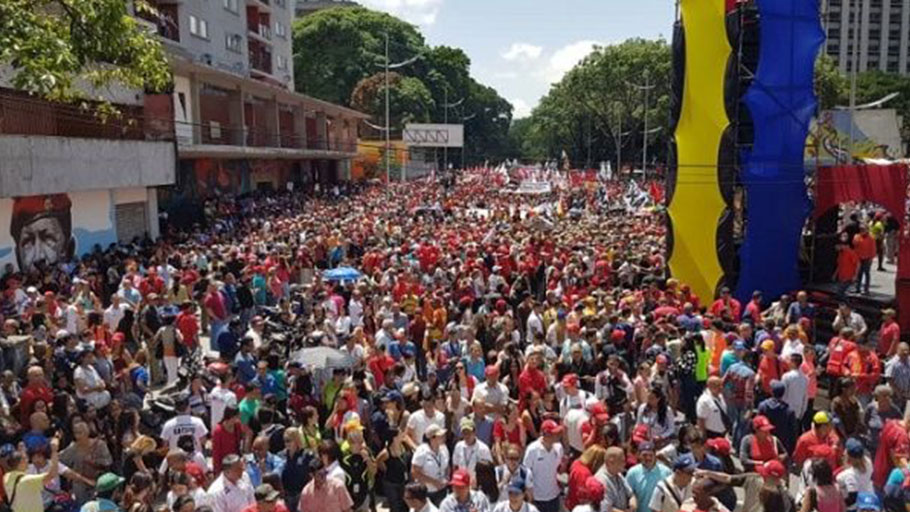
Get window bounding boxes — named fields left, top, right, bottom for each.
left=223, top=0, right=239, bottom=13
left=189, top=15, right=208, bottom=39
left=225, top=33, right=243, bottom=52
left=277, top=55, right=288, bottom=70
left=275, top=22, right=287, bottom=38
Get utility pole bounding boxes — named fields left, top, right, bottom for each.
left=847, top=0, right=860, bottom=162
left=615, top=103, right=623, bottom=177
left=441, top=87, right=464, bottom=173
left=385, top=32, right=391, bottom=184
left=627, top=71, right=655, bottom=180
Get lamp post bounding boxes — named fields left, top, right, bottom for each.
left=377, top=32, right=420, bottom=183
left=627, top=70, right=656, bottom=180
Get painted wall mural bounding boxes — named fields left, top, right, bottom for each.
left=0, top=190, right=116, bottom=271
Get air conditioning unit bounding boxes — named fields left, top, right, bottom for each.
left=199, top=53, right=213, bottom=66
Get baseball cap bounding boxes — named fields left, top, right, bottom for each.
left=813, top=411, right=831, bottom=425
left=255, top=484, right=280, bottom=502
left=561, top=373, right=579, bottom=388
left=96, top=473, right=126, bottom=493
left=637, top=441, right=656, bottom=453
left=856, top=492, right=881, bottom=512
left=541, top=419, right=564, bottom=436
left=752, top=415, right=775, bottom=432
left=845, top=438, right=865, bottom=458
left=733, top=340, right=746, bottom=351
left=673, top=454, right=697, bottom=473
left=425, top=424, right=446, bottom=439
left=706, top=437, right=731, bottom=456
left=761, top=339, right=775, bottom=351
left=756, top=460, right=786, bottom=479
left=507, top=477, right=527, bottom=495
left=590, top=403, right=609, bottom=423
left=460, top=417, right=476, bottom=432
left=451, top=468, right=471, bottom=488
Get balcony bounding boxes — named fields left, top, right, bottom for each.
left=136, top=1, right=180, bottom=42
left=175, top=119, right=358, bottom=157
left=248, top=23, right=272, bottom=42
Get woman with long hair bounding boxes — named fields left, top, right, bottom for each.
left=121, top=471, right=156, bottom=512
left=493, top=401, right=526, bottom=462
left=520, top=390, right=543, bottom=441
left=475, top=460, right=500, bottom=504
left=800, top=459, right=844, bottom=512
left=636, top=385, right=675, bottom=447
left=566, top=445, right=607, bottom=510
left=376, top=427, right=412, bottom=512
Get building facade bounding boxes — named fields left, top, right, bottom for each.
left=0, top=88, right=176, bottom=270
left=138, top=0, right=366, bottom=220
left=822, top=0, right=910, bottom=74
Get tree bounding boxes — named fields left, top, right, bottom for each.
left=293, top=5, right=513, bottom=167
left=815, top=54, right=847, bottom=111
left=292, top=7, right=424, bottom=106
left=350, top=72, right=434, bottom=127
left=0, top=0, right=171, bottom=108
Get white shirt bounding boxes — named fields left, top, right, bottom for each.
left=495, top=465, right=535, bottom=503
left=835, top=458, right=874, bottom=502
left=208, top=472, right=255, bottom=512
left=527, top=313, right=544, bottom=339
left=412, top=444, right=451, bottom=492
left=28, top=460, right=69, bottom=502
left=493, top=503, right=540, bottom=512
left=696, top=391, right=728, bottom=434
left=781, top=369, right=810, bottom=419
left=349, top=299, right=364, bottom=327
left=565, top=408, right=590, bottom=452
left=452, top=438, right=494, bottom=478
left=781, top=339, right=805, bottom=361
left=407, top=409, right=446, bottom=444
left=649, top=476, right=693, bottom=512
left=340, top=343, right=365, bottom=367
left=559, top=390, right=589, bottom=418
left=522, top=439, right=564, bottom=501
left=161, top=414, right=209, bottom=453
left=209, top=385, right=237, bottom=430
left=473, top=381, right=510, bottom=411
left=103, top=303, right=126, bottom=332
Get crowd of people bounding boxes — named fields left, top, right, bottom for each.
left=0, top=170, right=907, bottom=512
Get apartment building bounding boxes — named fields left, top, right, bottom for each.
left=138, top=0, right=367, bottom=218
left=822, top=0, right=910, bottom=74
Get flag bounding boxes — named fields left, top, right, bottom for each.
left=648, top=180, right=664, bottom=204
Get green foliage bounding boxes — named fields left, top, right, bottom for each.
left=850, top=70, right=910, bottom=143
left=293, top=6, right=512, bottom=166
left=513, top=38, right=671, bottom=168
left=815, top=54, right=847, bottom=110
left=0, top=0, right=172, bottom=110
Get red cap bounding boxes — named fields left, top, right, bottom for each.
left=111, top=332, right=126, bottom=344
left=632, top=424, right=650, bottom=444
left=752, top=415, right=775, bottom=432
left=581, top=476, right=605, bottom=503
left=757, top=460, right=786, bottom=479
left=610, top=329, right=625, bottom=342
left=450, top=468, right=471, bottom=487
left=808, top=444, right=834, bottom=459
left=484, top=365, right=500, bottom=378
left=591, top=403, right=609, bottom=423
left=541, top=419, right=564, bottom=436
left=706, top=437, right=731, bottom=456
left=567, top=323, right=580, bottom=334
left=561, top=373, right=579, bottom=388
left=10, top=194, right=72, bottom=238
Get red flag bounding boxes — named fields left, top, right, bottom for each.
left=648, top=180, right=664, bottom=204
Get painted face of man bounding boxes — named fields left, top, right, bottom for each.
left=17, top=217, right=67, bottom=269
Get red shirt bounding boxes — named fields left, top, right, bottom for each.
left=844, top=349, right=881, bottom=395
left=19, top=384, right=53, bottom=426
left=242, top=504, right=290, bottom=512
left=710, top=298, right=742, bottom=321
left=874, top=419, right=910, bottom=488
left=518, top=367, right=547, bottom=401
left=793, top=428, right=841, bottom=468
left=878, top=320, right=900, bottom=356
left=757, top=354, right=782, bottom=395
left=212, top=423, right=243, bottom=475
left=367, top=354, right=395, bottom=388
left=853, top=233, right=876, bottom=260
left=176, top=311, right=200, bottom=347
left=566, top=460, right=594, bottom=509
left=204, top=291, right=227, bottom=321
left=837, top=247, right=860, bottom=281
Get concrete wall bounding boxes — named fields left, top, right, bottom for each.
left=0, top=136, right=175, bottom=197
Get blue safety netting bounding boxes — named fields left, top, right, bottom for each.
left=734, top=0, right=824, bottom=302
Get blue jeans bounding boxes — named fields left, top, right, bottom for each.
left=728, top=402, right=748, bottom=450
left=855, top=259, right=872, bottom=293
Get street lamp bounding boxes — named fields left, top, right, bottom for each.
left=441, top=85, right=464, bottom=172
left=376, top=32, right=420, bottom=183
left=627, top=70, right=656, bottom=180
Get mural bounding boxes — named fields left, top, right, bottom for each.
left=806, top=109, right=905, bottom=165
left=353, top=141, right=408, bottom=181
left=0, top=190, right=116, bottom=271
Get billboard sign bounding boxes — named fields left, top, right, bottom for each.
left=403, top=123, right=464, bottom=148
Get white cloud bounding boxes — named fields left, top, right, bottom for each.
left=358, top=0, right=445, bottom=26
left=511, top=98, right=532, bottom=118
left=542, top=40, right=603, bottom=83
left=501, top=43, right=543, bottom=63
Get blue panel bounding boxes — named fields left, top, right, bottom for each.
left=734, top=0, right=824, bottom=301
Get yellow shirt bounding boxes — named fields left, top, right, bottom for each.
left=4, top=470, right=45, bottom=512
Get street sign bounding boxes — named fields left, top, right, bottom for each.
left=403, top=123, right=464, bottom=148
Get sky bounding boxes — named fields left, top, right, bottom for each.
left=356, top=0, right=675, bottom=118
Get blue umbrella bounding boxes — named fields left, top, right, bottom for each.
left=323, top=267, right=363, bottom=282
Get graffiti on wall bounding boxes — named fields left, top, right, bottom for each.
left=0, top=190, right=116, bottom=271
left=806, top=110, right=905, bottom=165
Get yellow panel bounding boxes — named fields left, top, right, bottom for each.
left=668, top=0, right=730, bottom=304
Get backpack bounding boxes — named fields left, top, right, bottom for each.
left=0, top=474, right=25, bottom=512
